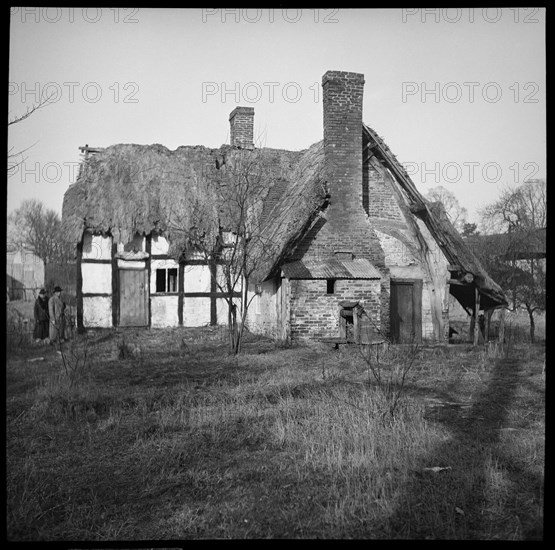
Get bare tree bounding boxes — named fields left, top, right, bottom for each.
left=8, top=199, right=73, bottom=268
left=167, top=149, right=280, bottom=353
left=8, top=93, right=54, bottom=175
left=479, top=179, right=546, bottom=342
left=425, top=185, right=468, bottom=233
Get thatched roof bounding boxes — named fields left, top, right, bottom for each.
left=250, top=141, right=328, bottom=281
left=62, top=143, right=307, bottom=247
left=63, top=123, right=507, bottom=310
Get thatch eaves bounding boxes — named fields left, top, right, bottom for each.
left=61, top=142, right=306, bottom=249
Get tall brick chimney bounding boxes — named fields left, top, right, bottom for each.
left=229, top=106, right=254, bottom=149
left=322, top=71, right=365, bottom=225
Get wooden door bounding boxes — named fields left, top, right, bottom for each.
left=119, top=269, right=148, bottom=327
left=390, top=280, right=422, bottom=343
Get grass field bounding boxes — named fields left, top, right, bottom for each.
left=6, top=317, right=545, bottom=540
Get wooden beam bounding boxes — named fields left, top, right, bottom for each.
left=146, top=235, right=152, bottom=328
left=473, top=287, right=481, bottom=346
left=178, top=263, right=184, bottom=326
left=210, top=261, right=217, bottom=326
left=111, top=240, right=118, bottom=327
left=76, top=239, right=84, bottom=333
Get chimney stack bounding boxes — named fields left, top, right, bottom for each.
left=322, top=71, right=365, bottom=224
left=229, top=106, right=254, bottom=149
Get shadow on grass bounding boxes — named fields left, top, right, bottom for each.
left=386, top=352, right=544, bottom=540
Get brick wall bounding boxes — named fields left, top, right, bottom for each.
left=285, top=71, right=391, bottom=341
left=229, top=107, right=254, bottom=149
left=289, top=278, right=381, bottom=341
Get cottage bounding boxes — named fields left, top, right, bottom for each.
left=61, top=70, right=507, bottom=343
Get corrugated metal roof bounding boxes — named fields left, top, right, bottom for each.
left=282, top=258, right=381, bottom=279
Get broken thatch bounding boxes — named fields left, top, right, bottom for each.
left=362, top=123, right=507, bottom=310
left=61, top=142, right=306, bottom=254
left=426, top=201, right=507, bottom=309
left=251, top=141, right=329, bottom=282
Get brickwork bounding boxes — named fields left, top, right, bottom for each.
left=296, top=72, right=388, bottom=268
left=229, top=107, right=254, bottom=149
left=286, top=71, right=390, bottom=341
left=289, top=278, right=381, bottom=341
left=363, top=155, right=451, bottom=343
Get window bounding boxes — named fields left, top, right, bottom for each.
left=156, top=268, right=178, bottom=293
left=326, top=279, right=336, bottom=294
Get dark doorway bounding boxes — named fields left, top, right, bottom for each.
left=390, top=279, right=422, bottom=343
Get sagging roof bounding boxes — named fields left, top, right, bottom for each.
left=61, top=142, right=309, bottom=247
left=281, top=258, right=381, bottom=280
left=363, top=123, right=507, bottom=310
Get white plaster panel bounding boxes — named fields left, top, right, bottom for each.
left=151, top=235, right=170, bottom=255
left=117, top=260, right=145, bottom=270
left=151, top=295, right=179, bottom=327
left=183, top=297, right=211, bottom=326
left=81, top=263, right=112, bottom=294
left=82, top=233, right=112, bottom=261
left=83, top=296, right=112, bottom=327
left=375, top=229, right=417, bottom=266
left=184, top=265, right=211, bottom=293
left=216, top=297, right=242, bottom=325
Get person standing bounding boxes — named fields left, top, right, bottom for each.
left=48, top=286, right=65, bottom=345
left=33, top=289, right=50, bottom=343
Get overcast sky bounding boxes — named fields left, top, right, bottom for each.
left=8, top=7, right=546, bottom=224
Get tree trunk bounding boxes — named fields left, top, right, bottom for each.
left=528, top=307, right=536, bottom=343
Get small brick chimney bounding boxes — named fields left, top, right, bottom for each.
left=229, top=106, right=254, bottom=149
left=322, top=71, right=365, bottom=225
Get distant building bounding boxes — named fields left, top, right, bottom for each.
left=6, top=243, right=45, bottom=301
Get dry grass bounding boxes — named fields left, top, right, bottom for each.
left=6, top=328, right=545, bottom=540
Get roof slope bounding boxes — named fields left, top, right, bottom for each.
left=61, top=143, right=307, bottom=246
left=363, top=123, right=507, bottom=309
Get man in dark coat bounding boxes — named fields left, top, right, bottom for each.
left=33, top=289, right=50, bottom=342
left=48, top=286, right=65, bottom=344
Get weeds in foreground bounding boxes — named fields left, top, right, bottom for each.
left=357, top=341, right=421, bottom=421
left=6, top=331, right=545, bottom=540
left=56, top=333, right=92, bottom=387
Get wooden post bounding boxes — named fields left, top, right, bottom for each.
left=353, top=306, right=360, bottom=344
left=111, top=239, right=119, bottom=327
left=484, top=309, right=493, bottom=342
left=76, top=238, right=84, bottom=333
left=473, top=287, right=480, bottom=346
left=498, top=307, right=505, bottom=343
left=146, top=235, right=152, bottom=328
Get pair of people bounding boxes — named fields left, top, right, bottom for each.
left=33, top=286, right=66, bottom=345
